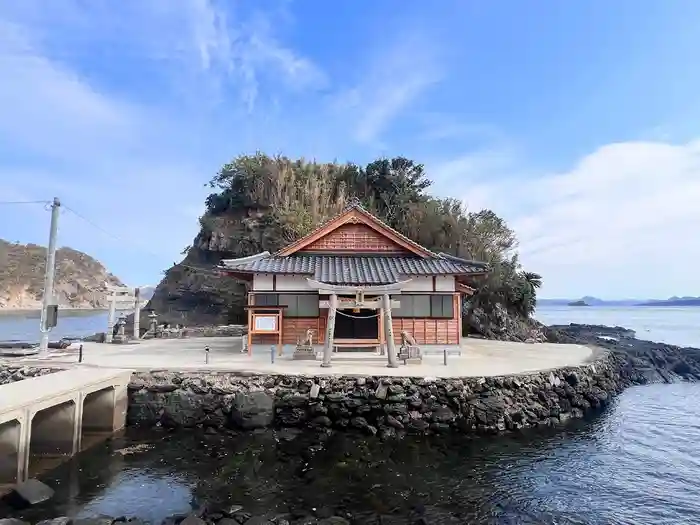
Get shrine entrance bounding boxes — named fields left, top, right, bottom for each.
left=334, top=308, right=379, bottom=340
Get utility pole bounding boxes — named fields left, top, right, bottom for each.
left=39, top=197, right=61, bottom=355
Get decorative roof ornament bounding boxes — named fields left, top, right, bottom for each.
left=347, top=196, right=363, bottom=209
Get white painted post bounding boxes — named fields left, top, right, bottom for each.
left=382, top=294, right=398, bottom=368
left=133, top=287, right=141, bottom=339
left=106, top=292, right=116, bottom=343
left=321, top=293, right=338, bottom=368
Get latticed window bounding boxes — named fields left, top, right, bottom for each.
left=254, top=293, right=319, bottom=317
left=394, top=294, right=454, bottom=319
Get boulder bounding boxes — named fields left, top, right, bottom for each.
left=230, top=391, right=274, bottom=429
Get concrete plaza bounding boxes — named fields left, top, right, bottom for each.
left=1, top=336, right=596, bottom=378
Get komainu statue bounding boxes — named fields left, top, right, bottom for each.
left=398, top=330, right=422, bottom=364
left=293, top=328, right=316, bottom=360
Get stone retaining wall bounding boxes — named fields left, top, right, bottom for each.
left=127, top=350, right=626, bottom=437
left=0, top=366, right=57, bottom=385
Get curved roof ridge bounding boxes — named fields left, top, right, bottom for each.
left=436, top=252, right=489, bottom=269
left=220, top=251, right=271, bottom=268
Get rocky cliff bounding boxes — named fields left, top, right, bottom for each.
left=144, top=208, right=264, bottom=326
left=143, top=154, right=546, bottom=341
left=0, top=239, right=124, bottom=309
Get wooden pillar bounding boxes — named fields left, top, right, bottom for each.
left=382, top=294, right=398, bottom=368
left=456, top=293, right=462, bottom=346
left=321, top=293, right=338, bottom=367
left=247, top=293, right=253, bottom=356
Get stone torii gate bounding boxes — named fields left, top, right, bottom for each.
left=305, top=278, right=411, bottom=368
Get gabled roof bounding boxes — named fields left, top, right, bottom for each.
left=219, top=253, right=488, bottom=285
left=276, top=200, right=435, bottom=258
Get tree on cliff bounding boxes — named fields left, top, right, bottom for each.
left=165, top=152, right=540, bottom=339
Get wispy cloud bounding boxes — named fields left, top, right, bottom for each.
left=331, top=33, right=443, bottom=145
left=434, top=140, right=700, bottom=297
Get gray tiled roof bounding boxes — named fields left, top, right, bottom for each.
left=221, top=254, right=487, bottom=285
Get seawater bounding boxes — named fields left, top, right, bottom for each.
left=0, top=310, right=108, bottom=342
left=3, top=305, right=699, bottom=347
left=1, top=306, right=700, bottom=524
left=535, top=305, right=700, bottom=348
left=4, top=385, right=700, bottom=525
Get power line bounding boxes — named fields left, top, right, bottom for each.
left=0, top=200, right=51, bottom=205
left=62, top=203, right=226, bottom=278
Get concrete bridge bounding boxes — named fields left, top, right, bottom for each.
left=0, top=367, right=133, bottom=492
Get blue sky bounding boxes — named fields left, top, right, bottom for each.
left=1, top=0, right=700, bottom=299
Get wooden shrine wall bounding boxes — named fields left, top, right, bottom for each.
left=304, top=223, right=408, bottom=253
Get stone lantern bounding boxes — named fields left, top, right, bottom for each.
left=113, top=314, right=128, bottom=344
left=148, top=310, right=158, bottom=337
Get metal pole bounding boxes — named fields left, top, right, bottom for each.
left=443, top=348, right=448, bottom=366
left=205, top=346, right=210, bottom=364
left=39, top=197, right=61, bottom=355
left=78, top=344, right=83, bottom=363
left=270, top=345, right=275, bottom=364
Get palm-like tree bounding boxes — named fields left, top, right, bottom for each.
left=518, top=271, right=542, bottom=316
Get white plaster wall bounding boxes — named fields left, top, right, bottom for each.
left=402, top=276, right=434, bottom=292
left=276, top=275, right=313, bottom=291
left=435, top=276, right=455, bottom=292
left=253, top=275, right=274, bottom=291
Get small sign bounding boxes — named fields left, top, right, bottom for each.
left=254, top=315, right=278, bottom=332
left=45, top=304, right=59, bottom=329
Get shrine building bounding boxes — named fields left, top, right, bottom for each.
left=219, top=201, right=489, bottom=363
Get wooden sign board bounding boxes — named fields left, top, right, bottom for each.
left=253, top=315, right=278, bottom=332
left=248, top=308, right=284, bottom=356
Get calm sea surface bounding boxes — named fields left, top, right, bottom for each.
left=2, top=306, right=700, bottom=524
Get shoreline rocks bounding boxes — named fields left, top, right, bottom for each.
left=545, top=323, right=700, bottom=384
left=0, top=367, right=56, bottom=386
left=0, top=505, right=351, bottom=525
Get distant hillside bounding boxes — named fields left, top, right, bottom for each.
left=0, top=239, right=123, bottom=309
left=137, top=285, right=156, bottom=301
left=637, top=297, right=700, bottom=306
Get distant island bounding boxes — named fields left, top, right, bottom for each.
left=540, top=295, right=700, bottom=307
left=0, top=239, right=123, bottom=309
left=637, top=297, right=700, bottom=307
left=567, top=300, right=590, bottom=306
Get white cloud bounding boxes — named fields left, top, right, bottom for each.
left=0, top=2, right=240, bottom=285
left=331, top=33, right=442, bottom=145
left=435, top=140, right=700, bottom=298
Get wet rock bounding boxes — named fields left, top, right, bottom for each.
left=73, top=518, right=113, bottom=525
left=180, top=516, right=206, bottom=525
left=224, top=505, right=244, bottom=516
left=385, top=414, right=404, bottom=429
left=431, top=406, right=455, bottom=423
left=407, top=419, right=430, bottom=433
left=242, top=517, right=273, bottom=525
left=232, top=512, right=252, bottom=524
left=317, top=518, right=350, bottom=525
left=1, top=478, right=54, bottom=509
left=0, top=520, right=30, bottom=525
left=230, top=392, right=274, bottom=429
left=147, top=383, right=179, bottom=393
left=36, top=518, right=71, bottom=525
